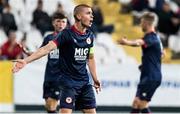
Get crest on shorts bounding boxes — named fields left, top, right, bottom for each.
left=86, top=38, right=91, bottom=44
left=66, top=97, right=72, bottom=104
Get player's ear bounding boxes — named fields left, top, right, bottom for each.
left=74, top=14, right=81, bottom=21
left=52, top=21, right=55, bottom=27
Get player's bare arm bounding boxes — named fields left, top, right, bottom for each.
left=88, top=53, right=101, bottom=94
left=118, top=37, right=145, bottom=47
left=23, top=41, right=57, bottom=64
left=12, top=41, right=57, bottom=73
left=161, top=49, right=166, bottom=58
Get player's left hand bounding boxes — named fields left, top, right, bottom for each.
left=12, top=59, right=27, bottom=73
left=93, top=79, right=101, bottom=94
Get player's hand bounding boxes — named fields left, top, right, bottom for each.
left=93, top=79, right=101, bottom=94
left=161, top=49, right=166, bottom=58
left=117, top=37, right=128, bottom=45
left=12, top=59, right=27, bottom=73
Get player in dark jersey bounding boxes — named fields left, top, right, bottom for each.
left=118, top=12, right=163, bottom=113
left=18, top=13, right=67, bottom=113
left=12, top=4, right=101, bottom=114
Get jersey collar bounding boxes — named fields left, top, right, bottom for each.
left=53, top=31, right=58, bottom=36
left=71, top=25, right=86, bottom=35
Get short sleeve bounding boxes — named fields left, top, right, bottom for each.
left=90, top=33, right=95, bottom=47
left=53, top=30, right=67, bottom=48
left=143, top=34, right=156, bottom=48
left=158, top=35, right=164, bottom=53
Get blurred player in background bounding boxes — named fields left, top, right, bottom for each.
left=20, top=13, right=67, bottom=113
left=118, top=12, right=163, bottom=113
left=13, top=4, right=101, bottom=114
left=0, top=31, right=23, bottom=60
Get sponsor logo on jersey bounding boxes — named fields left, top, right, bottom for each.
left=49, top=48, right=59, bottom=59
left=74, top=48, right=89, bottom=60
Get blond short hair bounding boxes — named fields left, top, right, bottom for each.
left=141, top=12, right=158, bottom=27
left=73, top=4, right=91, bottom=21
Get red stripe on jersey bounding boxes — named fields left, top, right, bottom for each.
left=71, top=25, right=85, bottom=35
left=53, top=31, right=58, bottom=36
left=142, top=39, right=147, bottom=48
left=142, top=31, right=155, bottom=48
left=53, top=40, right=58, bottom=46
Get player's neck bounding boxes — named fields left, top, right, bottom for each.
left=74, top=23, right=86, bottom=34
left=145, top=27, right=155, bottom=34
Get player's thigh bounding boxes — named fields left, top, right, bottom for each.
left=76, top=85, right=96, bottom=110
left=82, top=108, right=96, bottom=114
left=59, top=108, right=73, bottom=114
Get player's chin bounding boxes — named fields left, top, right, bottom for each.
left=58, top=27, right=63, bottom=31
left=84, top=24, right=91, bottom=28
left=87, top=23, right=92, bottom=27
left=88, top=24, right=92, bottom=27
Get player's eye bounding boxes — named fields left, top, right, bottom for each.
left=87, top=11, right=91, bottom=15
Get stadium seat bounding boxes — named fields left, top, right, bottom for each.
left=26, top=27, right=43, bottom=51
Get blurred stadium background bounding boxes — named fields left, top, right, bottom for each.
left=0, top=0, right=180, bottom=113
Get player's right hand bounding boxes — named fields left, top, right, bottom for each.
left=93, top=79, right=101, bottom=94
left=117, top=37, right=128, bottom=45
left=12, top=59, right=27, bottom=73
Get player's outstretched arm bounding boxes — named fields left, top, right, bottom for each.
left=12, top=41, right=57, bottom=73
left=88, top=53, right=101, bottom=94
left=117, top=36, right=144, bottom=47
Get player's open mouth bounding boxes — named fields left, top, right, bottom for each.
left=89, top=20, right=93, bottom=25
left=90, top=20, right=93, bottom=23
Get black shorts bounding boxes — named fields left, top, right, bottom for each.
left=136, top=81, right=161, bottom=101
left=58, top=76, right=96, bottom=109
left=43, top=81, right=61, bottom=100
